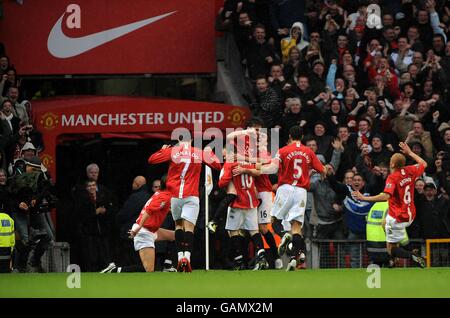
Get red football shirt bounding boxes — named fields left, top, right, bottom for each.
left=148, top=144, right=222, bottom=198
left=383, top=164, right=425, bottom=223
left=136, top=190, right=172, bottom=233
left=218, top=162, right=259, bottom=209
left=274, top=141, right=324, bottom=189
left=255, top=150, right=273, bottom=193
left=255, top=174, right=273, bottom=193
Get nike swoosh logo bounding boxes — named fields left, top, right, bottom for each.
left=48, top=11, right=176, bottom=58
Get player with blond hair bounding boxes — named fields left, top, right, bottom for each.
left=353, top=142, right=427, bottom=267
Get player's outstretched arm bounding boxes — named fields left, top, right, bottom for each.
left=399, top=142, right=428, bottom=168
left=260, top=161, right=279, bottom=174
left=226, top=128, right=254, bottom=141
left=148, top=144, right=172, bottom=164
left=202, top=147, right=222, bottom=170
left=352, top=190, right=390, bottom=202
left=232, top=165, right=261, bottom=177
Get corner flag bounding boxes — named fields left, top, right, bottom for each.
left=205, top=165, right=213, bottom=270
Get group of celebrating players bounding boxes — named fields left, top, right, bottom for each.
left=107, top=117, right=427, bottom=273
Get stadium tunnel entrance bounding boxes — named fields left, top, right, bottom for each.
left=31, top=96, right=250, bottom=233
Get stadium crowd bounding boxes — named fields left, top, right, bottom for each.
left=215, top=0, right=450, bottom=245
left=1, top=0, right=450, bottom=272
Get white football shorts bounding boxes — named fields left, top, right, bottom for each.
left=385, top=214, right=412, bottom=243
left=272, top=184, right=307, bottom=224
left=171, top=196, right=200, bottom=224
left=132, top=224, right=157, bottom=251
left=225, top=207, right=258, bottom=232
left=257, top=191, right=273, bottom=224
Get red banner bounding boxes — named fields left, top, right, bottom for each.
left=32, top=96, right=250, bottom=178
left=0, top=0, right=216, bottom=75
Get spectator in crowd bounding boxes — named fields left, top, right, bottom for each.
left=7, top=141, right=37, bottom=177
left=286, top=75, right=318, bottom=118
left=324, top=98, right=347, bottom=136
left=309, top=156, right=345, bottom=268
left=390, top=36, right=414, bottom=75
left=268, top=63, right=288, bottom=102
left=303, top=32, right=326, bottom=67
left=415, top=181, right=450, bottom=265
left=1, top=99, right=23, bottom=165
left=281, top=22, right=310, bottom=63
left=283, top=46, right=302, bottom=83
left=0, top=56, right=9, bottom=75
left=2, top=86, right=28, bottom=125
left=367, top=134, right=393, bottom=167
left=232, top=11, right=254, bottom=57
left=270, top=0, right=307, bottom=43
left=416, top=181, right=449, bottom=239
left=415, top=178, right=426, bottom=195
left=74, top=179, right=115, bottom=272
left=407, top=26, right=425, bottom=55
left=405, top=121, right=434, bottom=160
left=243, top=24, right=279, bottom=80
left=310, top=153, right=345, bottom=241
left=251, top=75, right=281, bottom=128
left=82, top=163, right=115, bottom=204
left=0, top=168, right=8, bottom=211
left=328, top=171, right=378, bottom=268
left=356, top=146, right=389, bottom=195
left=437, top=128, right=450, bottom=153
left=306, top=121, right=333, bottom=160
left=280, top=97, right=304, bottom=145
left=151, top=179, right=161, bottom=193
left=20, top=142, right=36, bottom=162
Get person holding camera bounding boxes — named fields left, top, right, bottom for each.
left=280, top=22, right=309, bottom=64
left=9, top=156, right=55, bottom=272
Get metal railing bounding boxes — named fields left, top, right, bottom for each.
left=306, top=239, right=427, bottom=269
left=426, top=239, right=450, bottom=267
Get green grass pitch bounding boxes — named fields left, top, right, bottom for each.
left=1, top=268, right=450, bottom=298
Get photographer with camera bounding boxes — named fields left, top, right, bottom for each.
left=9, top=156, right=55, bottom=272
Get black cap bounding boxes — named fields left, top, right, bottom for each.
left=424, top=182, right=437, bottom=189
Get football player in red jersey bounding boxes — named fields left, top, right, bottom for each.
left=260, top=126, right=327, bottom=271
left=101, top=175, right=175, bottom=273
left=148, top=137, right=221, bottom=272
left=219, top=157, right=269, bottom=270
left=353, top=142, right=427, bottom=268
left=234, top=149, right=283, bottom=269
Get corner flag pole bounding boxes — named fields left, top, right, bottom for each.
left=205, top=166, right=213, bottom=271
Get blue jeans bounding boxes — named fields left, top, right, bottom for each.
left=347, top=231, right=366, bottom=268
left=12, top=212, right=53, bottom=268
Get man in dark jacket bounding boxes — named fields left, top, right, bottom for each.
left=415, top=182, right=449, bottom=238
left=415, top=182, right=450, bottom=266
left=251, top=76, right=281, bottom=128
left=243, top=24, right=279, bottom=80
left=115, top=176, right=150, bottom=267
left=75, top=179, right=115, bottom=272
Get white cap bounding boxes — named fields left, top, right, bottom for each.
left=21, top=142, right=36, bottom=152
